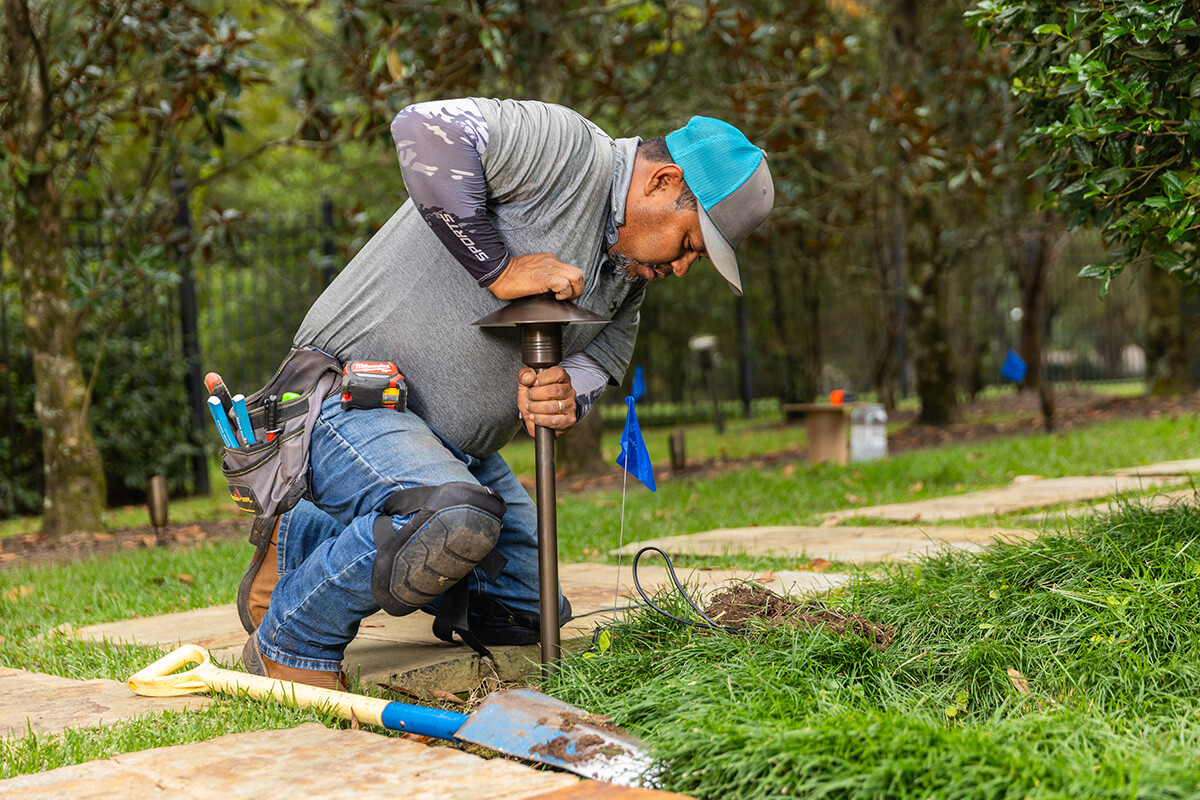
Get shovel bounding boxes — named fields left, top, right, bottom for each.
left=128, top=644, right=651, bottom=786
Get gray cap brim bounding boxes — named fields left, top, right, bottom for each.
left=697, top=206, right=742, bottom=297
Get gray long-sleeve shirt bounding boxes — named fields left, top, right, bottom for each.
left=295, top=98, right=646, bottom=457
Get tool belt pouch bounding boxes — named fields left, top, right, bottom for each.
left=219, top=347, right=341, bottom=517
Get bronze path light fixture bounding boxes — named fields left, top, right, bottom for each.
left=474, top=294, right=607, bottom=675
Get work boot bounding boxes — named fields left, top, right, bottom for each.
left=237, top=515, right=280, bottom=635
left=466, top=596, right=573, bottom=646
left=242, top=633, right=346, bottom=691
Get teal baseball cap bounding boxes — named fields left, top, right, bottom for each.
left=665, top=116, right=774, bottom=296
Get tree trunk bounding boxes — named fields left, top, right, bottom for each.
left=558, top=406, right=606, bottom=477
left=871, top=200, right=904, bottom=409
left=797, top=247, right=823, bottom=401
left=1145, top=265, right=1190, bottom=396
left=6, top=0, right=107, bottom=536
left=906, top=197, right=960, bottom=425
left=12, top=175, right=108, bottom=536
left=1012, top=219, right=1062, bottom=392
left=765, top=233, right=800, bottom=402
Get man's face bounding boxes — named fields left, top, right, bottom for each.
left=611, top=166, right=708, bottom=283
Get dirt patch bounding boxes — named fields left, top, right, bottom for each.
left=529, top=732, right=625, bottom=764
left=539, top=710, right=625, bottom=736
left=705, top=583, right=894, bottom=651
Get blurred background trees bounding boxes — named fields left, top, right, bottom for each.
left=1, top=0, right=1194, bottom=531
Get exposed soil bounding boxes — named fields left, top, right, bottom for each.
left=704, top=582, right=895, bottom=651
left=4, top=389, right=1197, bottom=571
left=540, top=710, right=626, bottom=736
left=529, top=732, right=625, bottom=765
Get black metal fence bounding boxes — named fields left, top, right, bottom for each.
left=0, top=198, right=370, bottom=516
left=190, top=197, right=370, bottom=394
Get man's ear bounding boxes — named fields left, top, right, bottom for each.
left=642, top=163, right=685, bottom=196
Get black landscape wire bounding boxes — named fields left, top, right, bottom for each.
left=631, top=546, right=740, bottom=634
left=573, top=605, right=631, bottom=619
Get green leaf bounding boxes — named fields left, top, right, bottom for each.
left=1153, top=249, right=1187, bottom=272
left=1077, top=263, right=1112, bottom=279
left=221, top=71, right=241, bottom=100
left=1162, top=171, right=1184, bottom=197
left=1070, top=137, right=1095, bottom=167
left=1033, top=23, right=1064, bottom=38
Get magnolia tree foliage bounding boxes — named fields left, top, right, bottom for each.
left=970, top=0, right=1200, bottom=289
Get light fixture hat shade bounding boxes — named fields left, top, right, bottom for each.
left=472, top=294, right=609, bottom=327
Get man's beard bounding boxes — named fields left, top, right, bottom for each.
left=609, top=249, right=669, bottom=282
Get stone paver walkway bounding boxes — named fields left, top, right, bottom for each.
left=1113, top=458, right=1200, bottom=477
left=0, top=721, right=686, bottom=799
left=821, top=475, right=1184, bottom=524
left=1019, top=488, right=1200, bottom=525
left=611, top=524, right=1034, bottom=562
left=0, top=667, right=211, bottom=737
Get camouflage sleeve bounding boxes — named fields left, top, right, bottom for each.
left=390, top=99, right=510, bottom=286
left=561, top=352, right=609, bottom=421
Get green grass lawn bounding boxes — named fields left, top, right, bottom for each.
left=3, top=407, right=1200, bottom=793
left=548, top=502, right=1200, bottom=798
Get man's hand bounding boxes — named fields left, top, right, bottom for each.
left=489, top=253, right=584, bottom=301
left=518, top=366, right=576, bottom=436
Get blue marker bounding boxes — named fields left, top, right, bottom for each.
left=231, top=394, right=256, bottom=445
left=208, top=396, right=239, bottom=448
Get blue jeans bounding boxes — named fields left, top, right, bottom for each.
left=255, top=393, right=548, bottom=672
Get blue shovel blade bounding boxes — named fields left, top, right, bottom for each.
left=454, top=688, right=654, bottom=786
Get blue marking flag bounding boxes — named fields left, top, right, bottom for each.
left=1001, top=349, right=1028, bottom=383
left=631, top=365, right=646, bottom=403
left=616, top=396, right=656, bottom=492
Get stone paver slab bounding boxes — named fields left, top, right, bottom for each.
left=821, top=475, right=1184, bottom=524
left=0, top=667, right=211, bottom=738
left=1018, top=488, right=1200, bottom=525
left=1114, top=459, right=1200, bottom=477
left=0, top=722, right=589, bottom=799
left=611, top=525, right=1034, bottom=563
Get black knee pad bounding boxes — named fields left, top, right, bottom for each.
left=371, top=482, right=506, bottom=617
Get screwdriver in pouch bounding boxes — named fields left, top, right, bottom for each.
left=265, top=395, right=280, bottom=442
left=204, top=373, right=235, bottom=423
left=231, top=394, right=256, bottom=446
left=207, top=397, right=239, bottom=448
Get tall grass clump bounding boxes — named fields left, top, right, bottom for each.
left=548, top=501, right=1200, bottom=798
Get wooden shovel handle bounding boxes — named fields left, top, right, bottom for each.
left=127, top=644, right=212, bottom=696
left=127, top=643, right=392, bottom=727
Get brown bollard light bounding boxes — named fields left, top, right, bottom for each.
left=474, top=294, right=607, bottom=675
left=147, top=474, right=169, bottom=546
